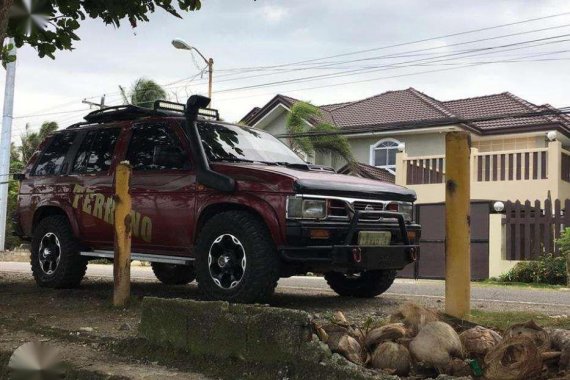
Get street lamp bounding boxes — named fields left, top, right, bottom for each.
left=172, top=38, right=214, bottom=103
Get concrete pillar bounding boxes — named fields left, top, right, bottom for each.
left=547, top=140, right=562, bottom=200
left=395, top=151, right=407, bottom=186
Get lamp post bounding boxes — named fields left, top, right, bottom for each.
left=172, top=38, right=214, bottom=103
left=0, top=39, right=17, bottom=251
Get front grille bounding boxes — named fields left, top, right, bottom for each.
left=352, top=201, right=385, bottom=221
left=353, top=201, right=384, bottom=212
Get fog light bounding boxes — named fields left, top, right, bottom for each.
left=310, top=229, right=330, bottom=239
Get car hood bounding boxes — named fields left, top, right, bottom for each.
left=211, top=163, right=416, bottom=202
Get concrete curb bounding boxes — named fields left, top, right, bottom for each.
left=139, top=297, right=401, bottom=380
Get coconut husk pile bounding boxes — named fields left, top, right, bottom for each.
left=313, top=303, right=570, bottom=379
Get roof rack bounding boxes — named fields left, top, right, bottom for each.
left=83, top=105, right=161, bottom=124
left=72, top=100, right=220, bottom=127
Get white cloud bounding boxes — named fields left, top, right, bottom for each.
left=261, top=5, right=288, bottom=23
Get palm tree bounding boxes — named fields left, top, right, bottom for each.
left=20, top=121, right=58, bottom=163
left=285, top=101, right=354, bottom=167
left=119, top=78, right=167, bottom=108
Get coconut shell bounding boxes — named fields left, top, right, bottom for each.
left=390, top=303, right=439, bottom=335
left=444, top=358, right=472, bottom=377
left=336, top=334, right=364, bottom=365
left=504, top=320, right=550, bottom=351
left=364, top=323, right=407, bottom=349
left=321, top=324, right=348, bottom=351
left=484, top=335, right=543, bottom=380
left=560, top=348, right=570, bottom=371
left=370, top=341, right=411, bottom=376
left=409, top=321, right=463, bottom=369
left=332, top=311, right=350, bottom=327
left=459, top=326, right=502, bottom=359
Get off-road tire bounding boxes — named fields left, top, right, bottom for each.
left=324, top=270, right=397, bottom=298
left=31, top=215, right=87, bottom=288
left=194, top=211, right=280, bottom=303
left=151, top=263, right=195, bottom=285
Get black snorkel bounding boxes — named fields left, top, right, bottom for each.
left=184, top=95, right=236, bottom=192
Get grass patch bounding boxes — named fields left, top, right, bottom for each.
left=476, top=278, right=565, bottom=290
left=469, top=309, right=570, bottom=331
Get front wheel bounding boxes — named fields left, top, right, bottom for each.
left=324, top=270, right=396, bottom=298
left=31, top=215, right=87, bottom=288
left=194, top=211, right=279, bottom=303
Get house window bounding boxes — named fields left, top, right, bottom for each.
left=370, top=138, right=400, bottom=174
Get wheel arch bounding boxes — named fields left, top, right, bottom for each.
left=32, top=204, right=80, bottom=238
left=195, top=200, right=283, bottom=246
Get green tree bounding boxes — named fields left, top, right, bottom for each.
left=20, top=121, right=58, bottom=163
left=285, top=101, right=354, bottom=166
left=120, top=78, right=167, bottom=108
left=557, top=227, right=570, bottom=286
left=1, top=0, right=202, bottom=62
left=5, top=142, right=23, bottom=250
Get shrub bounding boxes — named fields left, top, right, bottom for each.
left=499, top=253, right=567, bottom=285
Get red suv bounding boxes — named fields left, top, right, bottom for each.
left=14, top=95, right=420, bottom=303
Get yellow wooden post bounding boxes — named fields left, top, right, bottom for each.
left=445, top=132, right=471, bottom=318
left=113, top=161, right=132, bottom=307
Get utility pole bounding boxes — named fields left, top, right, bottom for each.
left=207, top=57, right=214, bottom=101
left=82, top=95, right=106, bottom=109
left=0, top=39, right=17, bottom=251
left=445, top=131, right=471, bottom=318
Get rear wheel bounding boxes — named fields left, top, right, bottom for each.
left=194, top=211, right=279, bottom=303
left=151, top=263, right=195, bottom=285
left=31, top=215, right=87, bottom=288
left=324, top=270, right=396, bottom=298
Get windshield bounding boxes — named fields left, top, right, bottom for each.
left=197, top=121, right=306, bottom=164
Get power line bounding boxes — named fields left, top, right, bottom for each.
left=211, top=34, right=570, bottom=94
left=215, top=11, right=570, bottom=71
left=213, top=52, right=570, bottom=103
left=17, top=14, right=570, bottom=119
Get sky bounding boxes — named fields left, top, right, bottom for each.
left=3, top=0, right=570, bottom=143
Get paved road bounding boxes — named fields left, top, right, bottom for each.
left=2, top=261, right=570, bottom=315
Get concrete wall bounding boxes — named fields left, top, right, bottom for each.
left=488, top=213, right=519, bottom=278
left=263, top=110, right=289, bottom=141
left=347, top=133, right=445, bottom=164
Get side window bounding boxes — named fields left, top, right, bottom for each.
left=72, top=128, right=121, bottom=174
left=126, top=124, right=190, bottom=171
left=33, top=132, right=77, bottom=176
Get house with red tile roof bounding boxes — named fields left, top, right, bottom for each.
left=241, top=88, right=570, bottom=204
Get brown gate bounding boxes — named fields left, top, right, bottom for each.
left=504, top=199, right=569, bottom=260
left=399, top=201, right=491, bottom=280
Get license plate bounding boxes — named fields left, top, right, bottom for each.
left=358, top=231, right=391, bottom=246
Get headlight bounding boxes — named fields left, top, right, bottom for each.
left=287, top=197, right=327, bottom=219
left=399, top=202, right=414, bottom=222
left=386, top=201, right=414, bottom=222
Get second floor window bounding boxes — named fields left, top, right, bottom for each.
left=371, top=138, right=400, bottom=174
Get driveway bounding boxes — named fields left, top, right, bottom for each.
left=2, top=261, right=569, bottom=318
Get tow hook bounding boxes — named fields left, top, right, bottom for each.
left=409, top=247, right=418, bottom=261
left=352, top=247, right=362, bottom=263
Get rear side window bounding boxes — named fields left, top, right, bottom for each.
left=72, top=128, right=121, bottom=174
left=126, top=124, right=190, bottom=171
left=33, top=132, right=77, bottom=176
